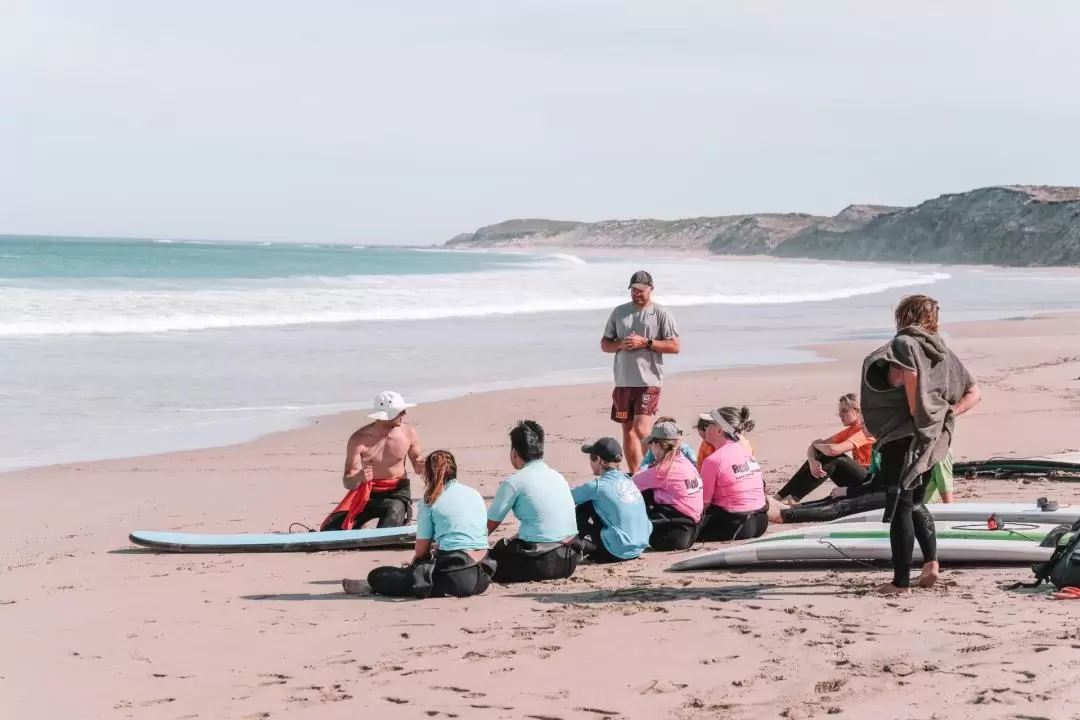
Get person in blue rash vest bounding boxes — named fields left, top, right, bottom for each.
left=573, top=437, right=651, bottom=562
left=486, top=420, right=583, bottom=583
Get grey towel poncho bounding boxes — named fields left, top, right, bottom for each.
left=860, top=326, right=975, bottom=489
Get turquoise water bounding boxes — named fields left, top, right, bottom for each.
left=0, top=235, right=522, bottom=281
left=4, top=235, right=1080, bottom=472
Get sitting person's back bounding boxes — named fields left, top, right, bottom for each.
left=640, top=416, right=697, bottom=469
left=574, top=437, right=651, bottom=562
left=698, top=407, right=769, bottom=542
left=486, top=420, right=581, bottom=583
left=359, top=451, right=495, bottom=599
left=632, top=420, right=704, bottom=551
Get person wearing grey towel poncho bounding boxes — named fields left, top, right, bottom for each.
left=859, top=295, right=981, bottom=595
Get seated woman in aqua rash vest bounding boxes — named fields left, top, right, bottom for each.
left=697, top=407, right=769, bottom=542
left=356, top=450, right=494, bottom=599
left=631, top=419, right=704, bottom=551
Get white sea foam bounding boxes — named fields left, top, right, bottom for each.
left=0, top=258, right=950, bottom=337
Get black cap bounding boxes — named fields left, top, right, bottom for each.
left=581, top=437, right=623, bottom=463
left=628, top=270, right=653, bottom=288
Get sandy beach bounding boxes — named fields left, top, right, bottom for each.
left=4, top=313, right=1080, bottom=720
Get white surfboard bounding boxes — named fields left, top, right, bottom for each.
left=668, top=536, right=1055, bottom=571
left=828, top=501, right=1079, bottom=526
left=129, top=526, right=416, bottom=553
left=667, top=521, right=1061, bottom=572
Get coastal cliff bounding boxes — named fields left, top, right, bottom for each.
left=446, top=186, right=1080, bottom=266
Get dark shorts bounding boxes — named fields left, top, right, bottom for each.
left=611, top=386, right=661, bottom=423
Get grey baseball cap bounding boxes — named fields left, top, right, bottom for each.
left=645, top=420, right=681, bottom=443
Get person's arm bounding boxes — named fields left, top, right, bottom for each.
left=812, top=438, right=857, bottom=458
left=411, top=539, right=433, bottom=564
left=486, top=479, right=517, bottom=535
left=655, top=308, right=681, bottom=355
left=631, top=466, right=659, bottom=491
left=902, top=367, right=919, bottom=417
left=407, top=428, right=425, bottom=474
left=342, top=435, right=373, bottom=489
left=412, top=502, right=434, bottom=563
left=698, top=455, right=719, bottom=507
left=953, top=383, right=981, bottom=416
left=571, top=480, right=599, bottom=506
left=600, top=310, right=621, bottom=354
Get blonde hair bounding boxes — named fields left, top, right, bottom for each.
left=423, top=450, right=457, bottom=506
left=895, top=294, right=940, bottom=334
left=650, top=437, right=679, bottom=481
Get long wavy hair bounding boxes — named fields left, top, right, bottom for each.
left=895, top=294, right=940, bottom=334
left=423, top=450, right=457, bottom=506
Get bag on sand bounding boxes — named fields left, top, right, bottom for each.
left=1020, top=520, right=1080, bottom=590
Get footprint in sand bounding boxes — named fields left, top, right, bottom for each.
left=814, top=679, right=846, bottom=694
left=434, top=685, right=486, bottom=700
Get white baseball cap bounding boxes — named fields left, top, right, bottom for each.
left=366, top=390, right=416, bottom=420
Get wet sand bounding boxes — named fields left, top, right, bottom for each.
left=3, top=314, right=1080, bottom=719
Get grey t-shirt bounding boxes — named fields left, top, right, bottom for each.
left=603, top=302, right=679, bottom=387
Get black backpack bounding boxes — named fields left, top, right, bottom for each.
left=1022, top=519, right=1080, bottom=590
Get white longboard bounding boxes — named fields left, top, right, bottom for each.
left=129, top=526, right=416, bottom=553
left=667, top=521, right=1060, bottom=572
left=828, top=501, right=1079, bottom=526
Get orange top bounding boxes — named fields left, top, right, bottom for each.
left=696, top=441, right=716, bottom=470
left=829, top=423, right=875, bottom=468
left=696, top=437, right=755, bottom=470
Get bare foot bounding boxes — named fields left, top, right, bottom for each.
left=875, top=583, right=911, bottom=596
left=915, top=562, right=940, bottom=588
left=342, top=578, right=369, bottom=595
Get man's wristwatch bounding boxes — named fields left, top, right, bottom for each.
left=646, top=339, right=653, bottom=349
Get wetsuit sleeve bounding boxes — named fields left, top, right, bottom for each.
left=487, top=479, right=518, bottom=523
left=657, top=307, right=679, bottom=340
left=571, top=480, right=600, bottom=505
left=416, top=501, right=434, bottom=541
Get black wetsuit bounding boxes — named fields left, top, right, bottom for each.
left=775, top=451, right=869, bottom=502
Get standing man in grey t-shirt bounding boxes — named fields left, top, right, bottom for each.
left=600, top=270, right=680, bottom=473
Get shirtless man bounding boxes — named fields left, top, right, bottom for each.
left=340, top=391, right=425, bottom=528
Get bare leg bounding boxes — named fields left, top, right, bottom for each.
left=622, top=415, right=653, bottom=472
left=621, top=422, right=640, bottom=473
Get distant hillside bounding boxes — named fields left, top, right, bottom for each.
left=445, top=185, right=1080, bottom=266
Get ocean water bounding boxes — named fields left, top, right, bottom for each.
left=3, top=235, right=1080, bottom=472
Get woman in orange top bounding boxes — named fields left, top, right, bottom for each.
left=774, top=393, right=874, bottom=503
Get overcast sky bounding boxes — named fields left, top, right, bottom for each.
left=2, top=1, right=1079, bottom=244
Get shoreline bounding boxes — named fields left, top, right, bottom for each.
left=7, top=309, right=1078, bottom=479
